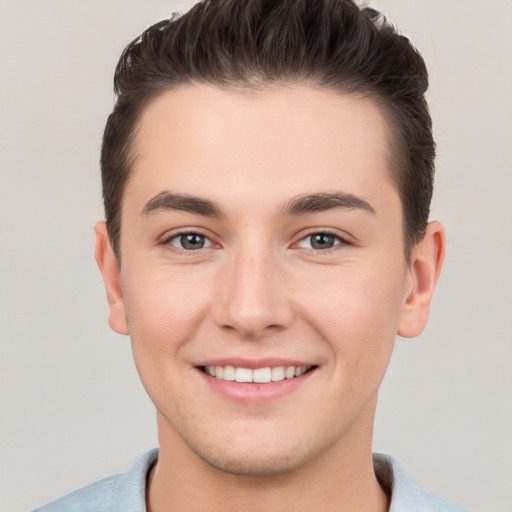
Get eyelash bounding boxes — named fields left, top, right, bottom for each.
left=295, top=230, right=349, bottom=252
left=162, top=229, right=349, bottom=253
left=163, top=231, right=215, bottom=252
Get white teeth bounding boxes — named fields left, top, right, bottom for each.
left=271, top=366, right=285, bottom=381
left=223, top=365, right=235, bottom=381
left=235, top=367, right=253, bottom=382
left=285, top=366, right=296, bottom=379
left=204, top=365, right=311, bottom=383
left=253, top=367, right=272, bottom=383
left=294, top=366, right=308, bottom=377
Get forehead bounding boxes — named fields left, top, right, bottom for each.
left=129, top=84, right=395, bottom=212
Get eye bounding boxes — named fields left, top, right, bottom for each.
left=169, top=232, right=212, bottom=250
left=297, top=232, right=343, bottom=250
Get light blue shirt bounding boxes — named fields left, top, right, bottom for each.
left=32, top=449, right=470, bottom=512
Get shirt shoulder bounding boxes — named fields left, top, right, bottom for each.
left=31, top=449, right=158, bottom=512
left=31, top=475, right=119, bottom=512
left=373, top=453, right=472, bottom=512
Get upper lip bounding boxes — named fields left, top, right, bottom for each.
left=195, top=358, right=316, bottom=369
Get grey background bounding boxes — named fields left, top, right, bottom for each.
left=1, top=1, right=510, bottom=511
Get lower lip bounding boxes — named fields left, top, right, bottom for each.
left=196, top=368, right=316, bottom=404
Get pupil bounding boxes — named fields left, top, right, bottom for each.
left=311, top=234, right=334, bottom=249
left=181, top=233, right=204, bottom=250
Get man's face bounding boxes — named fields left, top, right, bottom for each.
left=106, top=84, right=416, bottom=474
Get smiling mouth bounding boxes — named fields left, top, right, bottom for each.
left=200, top=365, right=316, bottom=383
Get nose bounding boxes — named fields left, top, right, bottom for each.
left=212, top=244, right=294, bottom=340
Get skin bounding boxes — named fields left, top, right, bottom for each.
left=95, top=84, right=445, bottom=512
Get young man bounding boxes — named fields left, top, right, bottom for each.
left=34, top=1, right=469, bottom=511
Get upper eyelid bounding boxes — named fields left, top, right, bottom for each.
left=297, top=233, right=344, bottom=248
left=170, top=232, right=210, bottom=242
left=160, top=228, right=351, bottom=247
left=296, top=228, right=350, bottom=243
left=164, top=231, right=217, bottom=253
left=162, top=228, right=214, bottom=242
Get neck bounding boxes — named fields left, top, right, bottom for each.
left=147, top=402, right=389, bottom=512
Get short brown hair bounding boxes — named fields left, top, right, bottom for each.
left=101, top=0, right=434, bottom=259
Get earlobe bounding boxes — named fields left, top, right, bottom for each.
left=398, top=221, right=446, bottom=338
left=94, top=221, right=129, bottom=335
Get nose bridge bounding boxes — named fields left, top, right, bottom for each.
left=213, top=237, right=292, bottom=338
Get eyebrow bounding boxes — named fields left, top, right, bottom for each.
left=141, top=191, right=375, bottom=218
left=142, top=192, right=223, bottom=217
left=281, top=192, right=376, bottom=216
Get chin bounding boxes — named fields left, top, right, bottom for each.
left=194, top=446, right=312, bottom=476
left=183, top=428, right=336, bottom=477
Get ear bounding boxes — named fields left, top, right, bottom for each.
left=398, top=221, right=446, bottom=338
left=94, top=221, right=129, bottom=335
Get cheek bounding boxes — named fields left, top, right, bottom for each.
left=122, top=266, right=212, bottom=363
left=298, top=261, right=405, bottom=326
left=122, top=267, right=214, bottom=415
left=294, top=263, right=405, bottom=377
